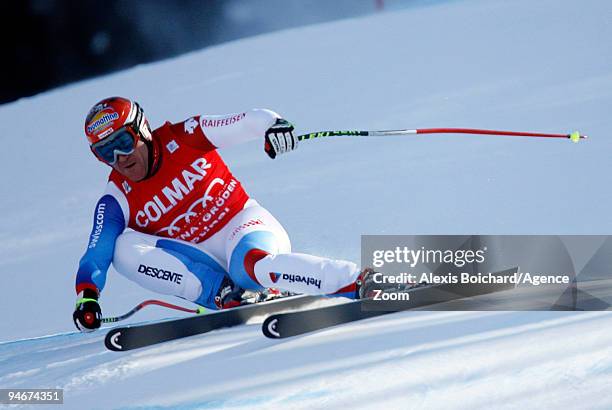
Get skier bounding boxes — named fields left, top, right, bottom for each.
left=73, top=97, right=365, bottom=332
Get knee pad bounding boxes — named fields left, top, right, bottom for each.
left=229, top=231, right=279, bottom=290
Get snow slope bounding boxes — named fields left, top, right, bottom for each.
left=1, top=0, right=612, bottom=408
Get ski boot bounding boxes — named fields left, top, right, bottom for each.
left=214, top=276, right=247, bottom=309
left=214, top=278, right=291, bottom=309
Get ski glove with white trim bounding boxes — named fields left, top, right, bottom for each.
left=264, top=118, right=298, bottom=159
left=73, top=288, right=102, bottom=332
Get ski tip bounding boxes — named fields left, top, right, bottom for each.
left=104, top=329, right=125, bottom=351
left=262, top=316, right=282, bottom=339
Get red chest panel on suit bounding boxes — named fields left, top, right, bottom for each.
left=109, top=123, right=249, bottom=243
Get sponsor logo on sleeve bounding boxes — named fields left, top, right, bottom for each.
left=200, top=113, right=246, bottom=128
left=88, top=202, right=106, bottom=249
left=184, top=117, right=198, bottom=134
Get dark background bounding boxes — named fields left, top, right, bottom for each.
left=2, top=0, right=428, bottom=105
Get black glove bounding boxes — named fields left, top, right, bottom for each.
left=264, top=118, right=298, bottom=159
left=73, top=288, right=102, bottom=332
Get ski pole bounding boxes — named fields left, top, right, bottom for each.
left=101, top=300, right=205, bottom=323
left=297, top=128, right=587, bottom=143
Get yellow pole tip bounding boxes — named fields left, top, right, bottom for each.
left=569, top=131, right=581, bottom=143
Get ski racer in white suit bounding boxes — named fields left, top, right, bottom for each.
left=73, top=96, right=361, bottom=331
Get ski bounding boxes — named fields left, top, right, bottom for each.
left=263, top=268, right=518, bottom=339
left=105, top=295, right=320, bottom=351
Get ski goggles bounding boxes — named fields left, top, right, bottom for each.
left=91, top=127, right=138, bottom=165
